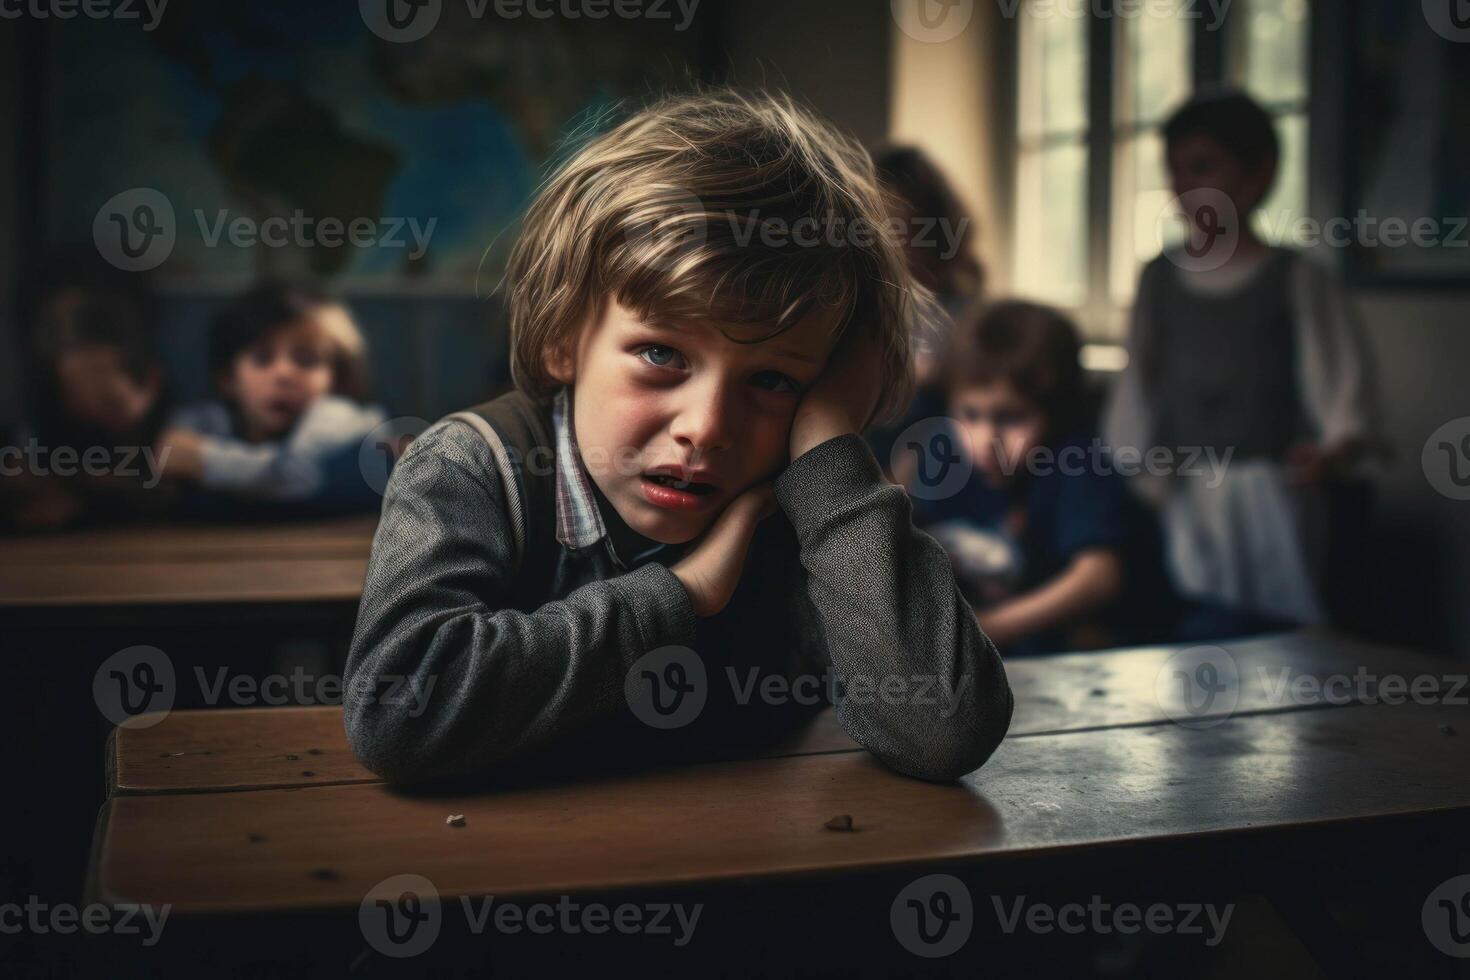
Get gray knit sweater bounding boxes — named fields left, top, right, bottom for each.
left=344, top=414, right=1013, bottom=784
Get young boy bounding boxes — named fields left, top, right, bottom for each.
left=344, top=90, right=1013, bottom=785
left=1104, top=91, right=1379, bottom=634
left=912, top=302, right=1173, bottom=656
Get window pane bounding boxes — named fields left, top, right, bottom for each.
left=1110, top=131, right=1174, bottom=308
left=1254, top=111, right=1309, bottom=244
left=1240, top=0, right=1310, bottom=106
left=1019, top=1, right=1088, bottom=139
left=1118, top=8, right=1192, bottom=126
left=1015, top=142, right=1088, bottom=307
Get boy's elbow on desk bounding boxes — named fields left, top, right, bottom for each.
left=342, top=688, right=465, bottom=785
left=845, top=660, right=1015, bottom=782
left=860, top=697, right=1012, bottom=782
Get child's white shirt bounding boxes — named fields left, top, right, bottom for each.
left=168, top=395, right=387, bottom=501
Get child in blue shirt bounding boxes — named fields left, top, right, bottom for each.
left=912, top=302, right=1174, bottom=655
left=157, top=280, right=386, bottom=517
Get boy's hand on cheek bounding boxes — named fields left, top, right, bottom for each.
left=670, top=482, right=778, bottom=617
left=790, top=331, right=883, bottom=460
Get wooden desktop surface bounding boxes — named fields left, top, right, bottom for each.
left=90, top=630, right=1470, bottom=913
left=0, top=516, right=377, bottom=607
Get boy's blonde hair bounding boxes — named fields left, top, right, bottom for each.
left=505, top=88, right=935, bottom=427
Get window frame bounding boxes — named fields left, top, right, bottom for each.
left=1002, top=0, right=1317, bottom=348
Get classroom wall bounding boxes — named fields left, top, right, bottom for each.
left=1354, top=294, right=1470, bottom=656
left=0, top=26, right=21, bottom=429
left=722, top=0, right=891, bottom=145
left=888, top=0, right=1009, bottom=294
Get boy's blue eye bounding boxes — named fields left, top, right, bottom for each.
left=637, top=345, right=683, bottom=369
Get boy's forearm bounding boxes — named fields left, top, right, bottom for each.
left=978, top=549, right=1124, bottom=647
left=774, top=434, right=1013, bottom=781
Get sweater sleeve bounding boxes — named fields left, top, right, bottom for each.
left=343, top=418, right=696, bottom=784
left=773, top=433, right=1013, bottom=781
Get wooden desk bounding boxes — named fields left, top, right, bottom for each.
left=0, top=517, right=376, bottom=608
left=92, top=699, right=1470, bottom=914
left=105, top=630, right=1455, bottom=796
left=91, top=631, right=1470, bottom=915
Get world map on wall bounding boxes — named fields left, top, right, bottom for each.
left=48, top=1, right=704, bottom=289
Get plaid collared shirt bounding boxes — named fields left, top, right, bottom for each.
left=551, top=386, right=608, bottom=551
left=551, top=387, right=669, bottom=570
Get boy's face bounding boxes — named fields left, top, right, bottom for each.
left=950, top=380, right=1046, bottom=489
left=1167, top=132, right=1272, bottom=226
left=223, top=307, right=341, bottom=442
left=549, top=297, right=837, bottom=545
left=55, top=344, right=160, bottom=436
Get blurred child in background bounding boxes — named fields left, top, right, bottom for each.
left=1104, top=90, right=1379, bottom=637
left=2, top=268, right=172, bottom=528
left=157, top=280, right=387, bottom=517
left=865, top=145, right=984, bottom=478
left=914, top=302, right=1174, bottom=655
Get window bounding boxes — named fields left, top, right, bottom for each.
left=1010, top=0, right=1314, bottom=348
left=1233, top=0, right=1311, bottom=243
left=1014, top=9, right=1090, bottom=309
